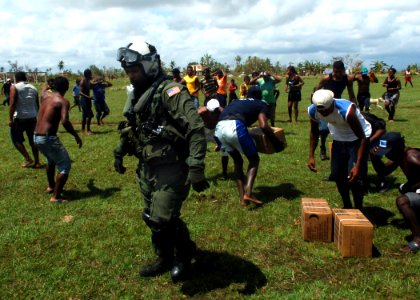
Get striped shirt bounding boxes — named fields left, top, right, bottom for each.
left=200, top=77, right=218, bottom=98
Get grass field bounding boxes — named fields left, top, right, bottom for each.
left=1, top=74, right=419, bottom=299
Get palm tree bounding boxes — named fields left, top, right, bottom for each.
left=58, top=60, right=64, bottom=74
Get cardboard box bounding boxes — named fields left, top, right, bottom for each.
left=301, top=198, right=332, bottom=242
left=249, top=127, right=286, bottom=154
left=332, top=209, right=363, bottom=246
left=333, top=209, right=374, bottom=257
left=301, top=198, right=329, bottom=208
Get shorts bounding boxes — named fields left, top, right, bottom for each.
left=215, top=119, right=257, bottom=157
left=73, top=95, right=80, bottom=105
left=357, top=93, right=370, bottom=108
left=34, top=135, right=71, bottom=174
left=288, top=91, right=301, bottom=102
left=406, top=192, right=420, bottom=207
left=330, top=139, right=368, bottom=185
left=383, top=92, right=400, bottom=106
left=94, top=100, right=110, bottom=115
left=80, top=96, right=94, bottom=119
left=266, top=103, right=276, bottom=122
left=11, top=118, right=36, bottom=145
left=215, top=93, right=227, bottom=108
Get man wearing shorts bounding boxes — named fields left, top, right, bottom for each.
left=215, top=87, right=284, bottom=206
left=34, top=76, right=82, bottom=202
left=308, top=89, right=372, bottom=209
left=9, top=71, right=41, bottom=168
left=382, top=67, right=401, bottom=121
left=371, top=132, right=420, bottom=253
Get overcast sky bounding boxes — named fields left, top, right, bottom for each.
left=1, top=0, right=419, bottom=73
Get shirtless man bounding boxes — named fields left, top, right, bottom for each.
left=34, top=76, right=82, bottom=202
left=355, top=67, right=378, bottom=112
left=371, top=132, right=420, bottom=253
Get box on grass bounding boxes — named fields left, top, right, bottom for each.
left=332, top=208, right=374, bottom=257
left=301, top=198, right=332, bottom=242
left=249, top=127, right=286, bottom=154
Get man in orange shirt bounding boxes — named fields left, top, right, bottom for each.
left=213, top=69, right=227, bottom=108
left=183, top=65, right=200, bottom=109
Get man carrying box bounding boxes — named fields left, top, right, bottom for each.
left=215, top=86, right=285, bottom=206
left=307, top=89, right=372, bottom=209
left=371, top=132, right=420, bottom=253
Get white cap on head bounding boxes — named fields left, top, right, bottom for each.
left=312, top=89, right=334, bottom=109
left=206, top=99, right=220, bottom=112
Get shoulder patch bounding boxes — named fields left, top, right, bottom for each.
left=166, top=86, right=181, bottom=97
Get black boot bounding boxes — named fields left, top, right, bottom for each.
left=139, top=257, right=173, bottom=277
left=171, top=219, right=196, bottom=282
left=140, top=212, right=174, bottom=277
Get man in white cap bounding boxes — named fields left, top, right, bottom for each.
left=308, top=89, right=372, bottom=209
left=197, top=99, right=229, bottom=178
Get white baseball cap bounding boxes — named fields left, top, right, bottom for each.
left=206, top=99, right=220, bottom=112
left=312, top=89, right=334, bottom=109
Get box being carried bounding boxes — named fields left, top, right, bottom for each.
left=249, top=127, right=286, bottom=154
left=332, top=208, right=374, bottom=257
left=301, top=198, right=332, bottom=242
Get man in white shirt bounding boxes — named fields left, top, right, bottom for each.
left=307, top=89, right=372, bottom=209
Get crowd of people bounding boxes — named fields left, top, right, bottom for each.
left=2, top=43, right=419, bottom=282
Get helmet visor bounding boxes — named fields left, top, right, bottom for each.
left=117, top=47, right=141, bottom=65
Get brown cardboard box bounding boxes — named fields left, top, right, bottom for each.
left=333, top=209, right=374, bottom=257
left=301, top=198, right=329, bottom=208
left=332, top=209, right=363, bottom=246
left=249, top=127, right=286, bottom=154
left=301, top=198, right=332, bottom=242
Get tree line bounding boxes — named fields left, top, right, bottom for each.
left=2, top=54, right=417, bottom=82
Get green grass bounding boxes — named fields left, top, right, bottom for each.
left=1, top=75, right=419, bottom=299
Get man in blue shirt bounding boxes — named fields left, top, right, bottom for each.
left=215, top=87, right=284, bottom=206
left=92, top=77, right=112, bottom=125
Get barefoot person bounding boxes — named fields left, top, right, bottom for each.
left=9, top=71, right=41, bottom=168
left=215, top=86, right=285, bottom=206
left=34, top=76, right=82, bottom=202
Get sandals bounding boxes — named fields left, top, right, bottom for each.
left=21, top=160, right=34, bottom=168
left=400, top=240, right=420, bottom=254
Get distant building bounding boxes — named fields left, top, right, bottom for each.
left=189, top=64, right=205, bottom=76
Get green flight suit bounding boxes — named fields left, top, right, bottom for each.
left=130, top=78, right=207, bottom=224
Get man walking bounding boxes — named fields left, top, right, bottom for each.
left=9, top=71, right=41, bottom=168
left=34, top=77, right=82, bottom=202
left=79, top=69, right=94, bottom=134
left=115, top=41, right=209, bottom=282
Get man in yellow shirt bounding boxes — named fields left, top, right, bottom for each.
left=213, top=69, right=227, bottom=107
left=239, top=75, right=250, bottom=99
left=183, top=65, right=200, bottom=109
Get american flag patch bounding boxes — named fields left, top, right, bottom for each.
left=166, top=86, right=181, bottom=97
